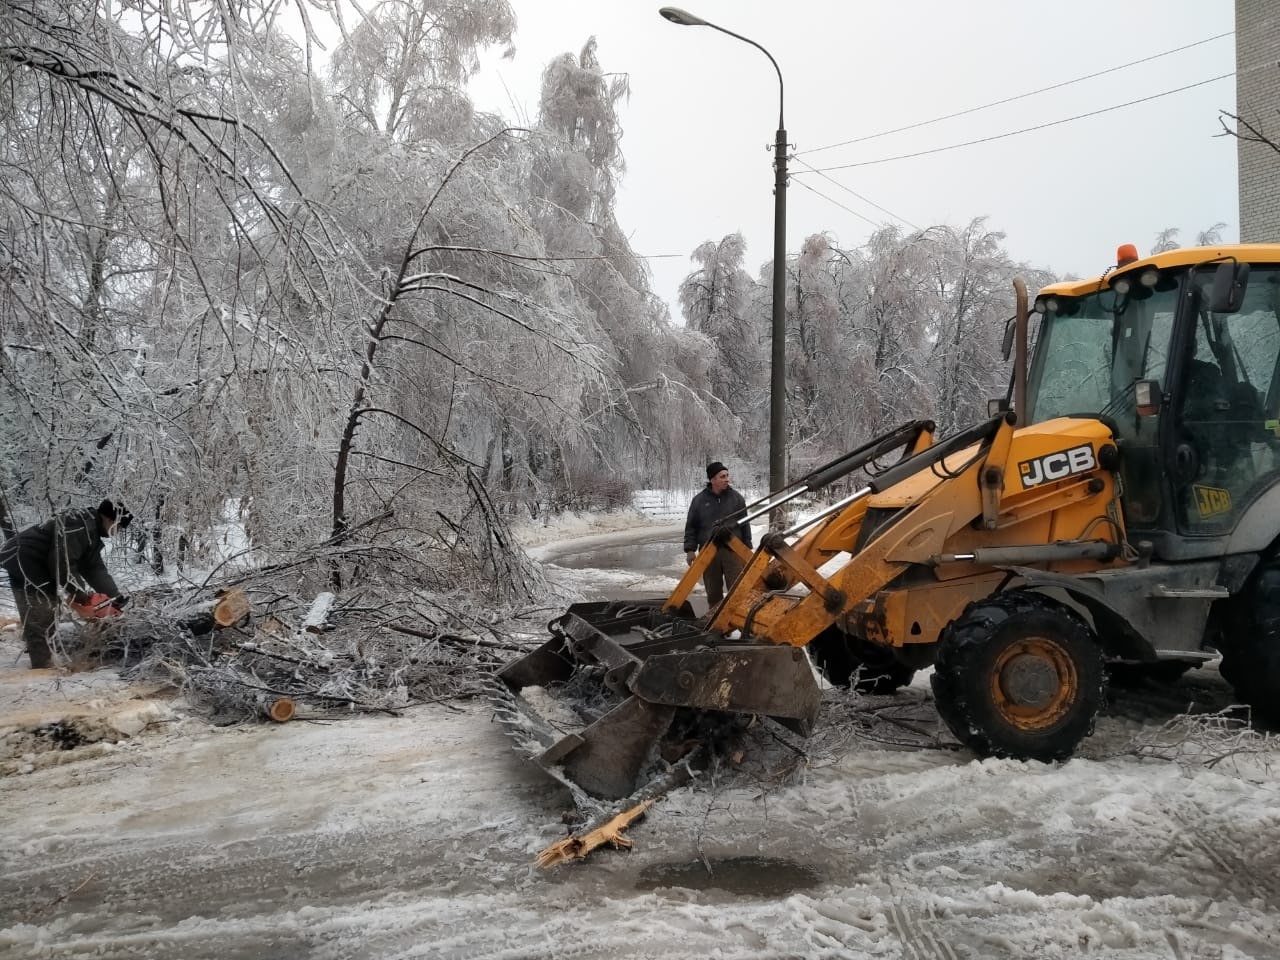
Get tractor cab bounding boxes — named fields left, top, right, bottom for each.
left=1022, top=245, right=1280, bottom=558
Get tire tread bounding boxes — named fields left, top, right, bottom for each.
left=931, top=591, right=1105, bottom=761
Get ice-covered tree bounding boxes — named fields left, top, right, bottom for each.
left=678, top=233, right=761, bottom=441
left=919, top=219, right=1023, bottom=436
left=329, top=0, right=515, bottom=141
left=528, top=38, right=729, bottom=493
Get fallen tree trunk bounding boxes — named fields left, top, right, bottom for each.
left=177, top=589, right=251, bottom=636
left=213, top=590, right=251, bottom=627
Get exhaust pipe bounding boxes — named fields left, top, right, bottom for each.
left=1013, top=277, right=1028, bottom=423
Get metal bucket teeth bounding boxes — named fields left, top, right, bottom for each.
left=489, top=676, right=665, bottom=802
left=488, top=680, right=585, bottom=762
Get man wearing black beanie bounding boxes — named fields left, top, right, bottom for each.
left=682, top=462, right=752, bottom=608
left=0, top=499, right=132, bottom=668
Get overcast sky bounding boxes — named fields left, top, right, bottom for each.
left=466, top=0, right=1238, bottom=323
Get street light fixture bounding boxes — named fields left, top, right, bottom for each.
left=659, top=6, right=788, bottom=522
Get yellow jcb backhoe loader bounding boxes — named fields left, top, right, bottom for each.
left=497, top=243, right=1280, bottom=802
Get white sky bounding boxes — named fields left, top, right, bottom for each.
left=466, top=0, right=1239, bottom=323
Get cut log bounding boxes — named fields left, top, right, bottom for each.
left=175, top=589, right=253, bottom=637
left=301, top=592, right=336, bottom=633
left=213, top=589, right=251, bottom=627
left=261, top=696, right=296, bottom=723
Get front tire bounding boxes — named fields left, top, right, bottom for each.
left=931, top=592, right=1105, bottom=761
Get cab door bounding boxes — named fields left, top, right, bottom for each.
left=1171, top=267, right=1280, bottom=536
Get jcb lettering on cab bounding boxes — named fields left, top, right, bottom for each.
left=1193, top=484, right=1232, bottom=518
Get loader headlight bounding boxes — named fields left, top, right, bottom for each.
left=1112, top=277, right=1131, bottom=295
left=1139, top=268, right=1159, bottom=288
left=1043, top=297, right=1060, bottom=314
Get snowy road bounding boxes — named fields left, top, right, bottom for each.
left=3, top=522, right=1280, bottom=959
left=3, top=691, right=1278, bottom=960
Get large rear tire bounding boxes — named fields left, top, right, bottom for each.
left=931, top=592, right=1105, bottom=761
left=808, top=628, right=916, bottom=694
left=1218, top=565, right=1280, bottom=727
left=1218, top=648, right=1280, bottom=727
left=1105, top=659, right=1196, bottom=688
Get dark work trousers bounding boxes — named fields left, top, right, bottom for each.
left=702, top=544, right=746, bottom=608
left=10, top=580, right=57, bottom=668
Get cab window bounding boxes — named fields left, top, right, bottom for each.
left=1175, top=267, right=1280, bottom=534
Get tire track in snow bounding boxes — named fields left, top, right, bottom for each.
left=888, top=898, right=960, bottom=960
left=1162, top=798, right=1280, bottom=915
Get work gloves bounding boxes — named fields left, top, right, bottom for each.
left=685, top=550, right=697, bottom=567
left=68, top=591, right=124, bottom=619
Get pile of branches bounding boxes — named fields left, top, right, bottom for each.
left=1123, top=707, right=1278, bottom=778
left=72, top=576, right=558, bottom=725
left=66, top=492, right=564, bottom=724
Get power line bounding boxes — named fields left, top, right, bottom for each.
left=798, top=31, right=1233, bottom=157
left=801, top=73, right=1233, bottom=173
left=790, top=176, right=883, bottom=229
left=787, top=177, right=1022, bottom=285
left=791, top=156, right=922, bottom=232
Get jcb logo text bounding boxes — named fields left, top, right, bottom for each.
left=1193, top=484, right=1232, bottom=518
left=1018, top=444, right=1097, bottom=489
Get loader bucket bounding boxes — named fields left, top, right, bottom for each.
left=495, top=599, right=821, bottom=801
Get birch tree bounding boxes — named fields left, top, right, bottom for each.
left=779, top=233, right=866, bottom=469
left=920, top=219, right=1021, bottom=436
left=1151, top=228, right=1181, bottom=254
left=0, top=0, right=333, bottom=545
left=678, top=233, right=761, bottom=441
left=329, top=0, right=515, bottom=142
left=1, top=0, right=550, bottom=588
left=530, top=38, right=729, bottom=493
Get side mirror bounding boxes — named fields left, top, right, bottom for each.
left=987, top=397, right=1010, bottom=417
left=1135, top=380, right=1162, bottom=417
left=1209, top=261, right=1249, bottom=313
left=1000, top=316, right=1015, bottom=362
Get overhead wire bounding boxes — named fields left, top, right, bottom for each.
left=788, top=53, right=1261, bottom=259
left=656, top=36, right=1240, bottom=285
left=791, top=156, right=923, bottom=232
left=789, top=176, right=883, bottom=228
left=789, top=173, right=1024, bottom=282
left=798, top=31, right=1233, bottom=157
left=802, top=72, right=1233, bottom=173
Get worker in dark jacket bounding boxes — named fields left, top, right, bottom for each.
left=1, top=500, right=132, bottom=668
left=683, top=461, right=752, bottom=607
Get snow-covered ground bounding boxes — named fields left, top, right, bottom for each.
left=2, top=507, right=1280, bottom=959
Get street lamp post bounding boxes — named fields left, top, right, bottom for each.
left=659, top=7, right=788, bottom=522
